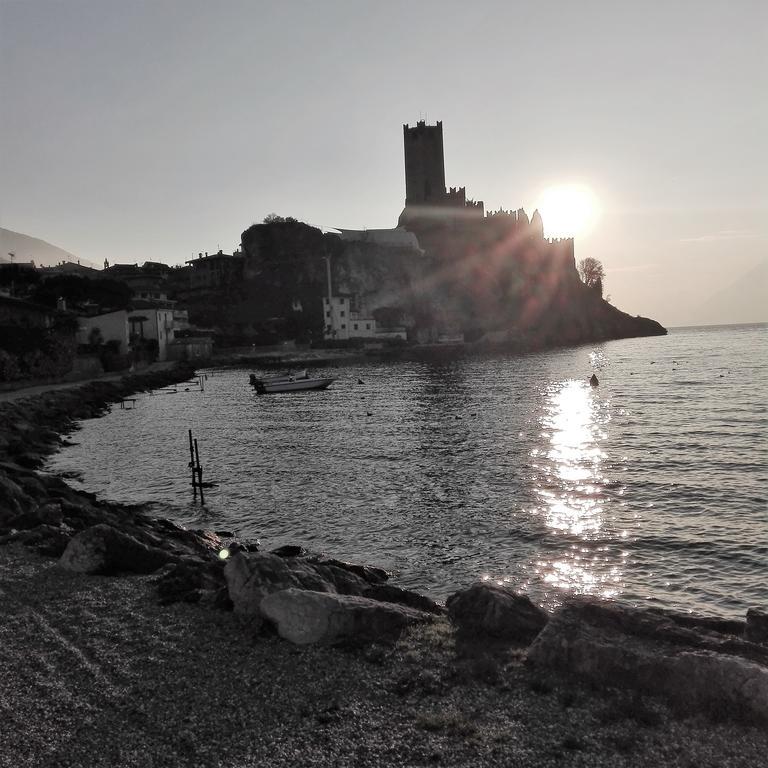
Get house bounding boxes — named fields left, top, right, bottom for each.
left=76, top=310, right=130, bottom=352
left=323, top=295, right=376, bottom=341
left=173, top=250, right=244, bottom=301
left=167, top=335, right=213, bottom=361
left=102, top=263, right=172, bottom=305
left=127, top=307, right=175, bottom=361
left=322, top=295, right=408, bottom=341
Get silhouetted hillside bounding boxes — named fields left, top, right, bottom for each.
left=0, top=228, right=94, bottom=268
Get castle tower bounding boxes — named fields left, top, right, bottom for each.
left=403, top=121, right=447, bottom=206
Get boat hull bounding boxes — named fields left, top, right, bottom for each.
left=255, top=377, right=334, bottom=394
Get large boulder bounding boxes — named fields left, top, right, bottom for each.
left=224, top=552, right=334, bottom=621
left=746, top=608, right=768, bottom=645
left=59, top=523, right=177, bottom=575
left=260, top=588, right=432, bottom=645
left=527, top=597, right=768, bottom=723
left=446, top=582, right=548, bottom=643
left=311, top=557, right=389, bottom=585
left=0, top=523, right=72, bottom=556
left=156, top=557, right=229, bottom=606
left=6, top=501, right=64, bottom=531
left=0, top=472, right=34, bottom=524
left=363, top=583, right=446, bottom=616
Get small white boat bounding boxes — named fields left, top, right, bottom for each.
left=249, top=370, right=307, bottom=386
left=249, top=371, right=334, bottom=394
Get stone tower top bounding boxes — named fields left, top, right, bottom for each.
left=402, top=121, right=447, bottom=206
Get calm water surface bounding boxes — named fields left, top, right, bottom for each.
left=48, top=324, right=768, bottom=617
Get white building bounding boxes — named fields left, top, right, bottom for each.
left=128, top=308, right=175, bottom=361
left=322, top=296, right=407, bottom=341
left=323, top=296, right=376, bottom=340
left=77, top=310, right=130, bottom=352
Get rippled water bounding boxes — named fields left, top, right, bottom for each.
left=48, top=324, right=768, bottom=617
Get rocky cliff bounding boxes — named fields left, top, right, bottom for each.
left=191, top=217, right=665, bottom=347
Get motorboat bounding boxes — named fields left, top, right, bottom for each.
left=249, top=370, right=308, bottom=386
left=249, top=371, right=334, bottom=394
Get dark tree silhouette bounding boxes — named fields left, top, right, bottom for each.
left=578, top=258, right=606, bottom=296
left=30, top=275, right=132, bottom=312
left=262, top=213, right=298, bottom=224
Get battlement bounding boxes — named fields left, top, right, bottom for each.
left=403, top=120, right=443, bottom=136
left=486, top=207, right=515, bottom=218
left=465, top=198, right=484, bottom=213
left=446, top=186, right=466, bottom=205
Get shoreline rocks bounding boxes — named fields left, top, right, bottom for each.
left=261, top=588, right=432, bottom=645
left=447, top=582, right=549, bottom=643
left=59, top=523, right=179, bottom=575
left=527, top=597, right=768, bottom=724
left=1, top=363, right=767, bottom=726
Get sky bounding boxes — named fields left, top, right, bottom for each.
left=1, top=0, right=766, bottom=326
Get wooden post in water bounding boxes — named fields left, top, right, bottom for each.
left=193, top=438, right=204, bottom=504
left=188, top=429, right=197, bottom=499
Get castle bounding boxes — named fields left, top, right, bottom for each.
left=399, top=120, right=484, bottom=223
left=397, top=120, right=574, bottom=268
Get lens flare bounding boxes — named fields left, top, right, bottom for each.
left=536, top=184, right=601, bottom=238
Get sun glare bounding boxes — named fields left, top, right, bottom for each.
left=536, top=184, right=601, bottom=239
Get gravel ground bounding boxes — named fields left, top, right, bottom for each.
left=1, top=545, right=765, bottom=768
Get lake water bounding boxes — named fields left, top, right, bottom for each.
left=48, top=324, right=768, bottom=618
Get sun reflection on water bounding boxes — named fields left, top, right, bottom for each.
left=532, top=379, right=624, bottom=601
left=539, top=380, right=606, bottom=535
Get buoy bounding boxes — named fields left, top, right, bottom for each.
left=590, top=374, right=599, bottom=387
left=366, top=411, right=372, bottom=416
left=357, top=379, right=364, bottom=385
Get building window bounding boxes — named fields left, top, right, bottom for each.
left=341, top=324, right=346, bottom=329
left=339, top=298, right=345, bottom=304
left=326, top=311, right=330, bottom=318
left=366, top=323, right=371, bottom=330
left=340, top=310, right=345, bottom=317
left=353, top=324, right=358, bottom=330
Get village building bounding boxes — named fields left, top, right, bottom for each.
left=76, top=310, right=130, bottom=352
left=323, top=295, right=376, bottom=341
left=322, top=295, right=406, bottom=341
left=128, top=307, right=175, bottom=362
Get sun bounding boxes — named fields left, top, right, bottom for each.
left=535, top=184, right=601, bottom=239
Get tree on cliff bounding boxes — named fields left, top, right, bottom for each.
left=263, top=213, right=298, bottom=224
left=578, top=258, right=605, bottom=297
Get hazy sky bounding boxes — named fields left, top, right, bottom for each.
left=1, top=0, right=766, bottom=326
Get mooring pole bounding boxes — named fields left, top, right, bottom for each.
left=188, top=429, right=197, bottom=498
left=194, top=438, right=204, bottom=504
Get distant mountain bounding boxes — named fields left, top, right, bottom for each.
left=0, top=228, right=96, bottom=269
left=694, top=260, right=768, bottom=325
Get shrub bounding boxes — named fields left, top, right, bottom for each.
left=0, top=349, right=21, bottom=381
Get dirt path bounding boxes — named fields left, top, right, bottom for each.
left=0, top=362, right=178, bottom=403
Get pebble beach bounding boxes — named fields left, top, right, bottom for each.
left=1, top=364, right=767, bottom=767
left=2, top=544, right=767, bottom=768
